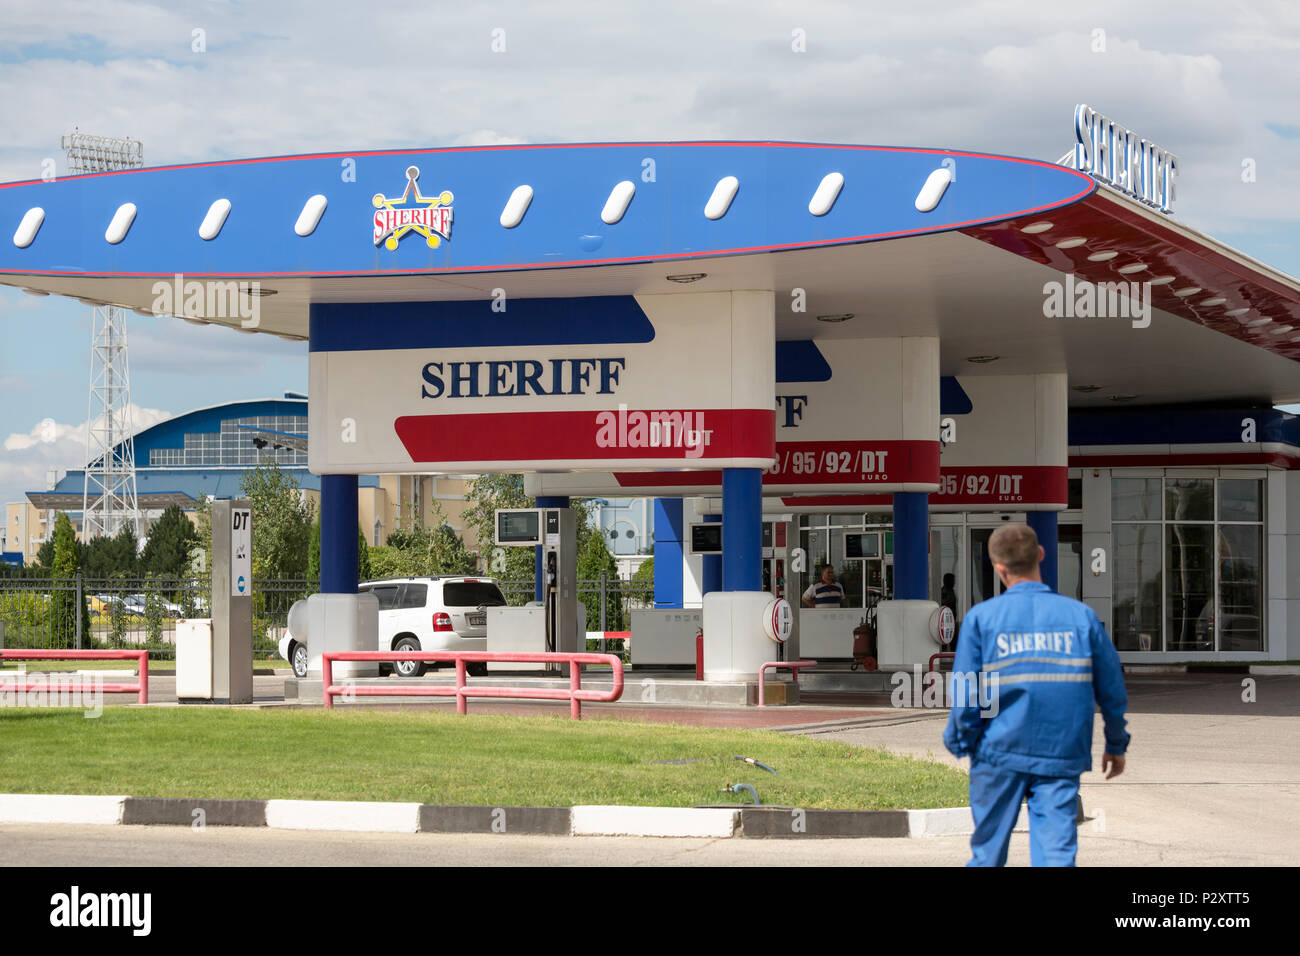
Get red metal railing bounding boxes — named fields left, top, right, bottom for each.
left=928, top=652, right=957, bottom=707
left=0, top=649, right=149, bottom=704
left=757, top=659, right=817, bottom=707
left=928, top=652, right=955, bottom=676
left=321, top=650, right=624, bottom=719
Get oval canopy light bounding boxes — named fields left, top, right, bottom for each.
left=914, top=168, right=952, bottom=212
left=1116, top=263, right=1147, bottom=275
left=1021, top=221, right=1053, bottom=234
left=808, top=172, right=844, bottom=216
left=1224, top=308, right=1250, bottom=316
left=13, top=207, right=45, bottom=248
left=500, top=185, right=534, bottom=228
left=199, top=198, right=232, bottom=240
left=105, top=203, right=137, bottom=244
left=1173, top=286, right=1202, bottom=297
left=1086, top=251, right=1117, bottom=262
left=1147, top=275, right=1175, bottom=285
left=1199, top=297, right=1226, bottom=307
left=600, top=181, right=635, bottom=225
left=294, top=195, right=328, bottom=237
left=1055, top=237, right=1087, bottom=249
left=704, top=176, right=739, bottom=220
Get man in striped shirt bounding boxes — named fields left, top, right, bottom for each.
left=802, top=565, right=845, bottom=608
left=943, top=523, right=1130, bottom=867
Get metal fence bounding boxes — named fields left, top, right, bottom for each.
left=0, top=574, right=653, bottom=661
left=0, top=575, right=315, bottom=661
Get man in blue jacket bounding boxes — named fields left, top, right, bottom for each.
left=943, top=523, right=1130, bottom=866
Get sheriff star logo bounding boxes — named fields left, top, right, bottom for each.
left=372, top=165, right=453, bottom=250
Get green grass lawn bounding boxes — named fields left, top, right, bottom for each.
left=0, top=708, right=968, bottom=810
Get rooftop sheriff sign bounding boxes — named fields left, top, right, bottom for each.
left=1073, top=104, right=1178, bottom=213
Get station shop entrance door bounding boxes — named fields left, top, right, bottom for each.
left=968, top=515, right=1027, bottom=608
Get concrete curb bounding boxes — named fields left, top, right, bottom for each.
left=418, top=805, right=571, bottom=835
left=908, top=807, right=980, bottom=837
left=740, top=807, right=911, bottom=838
left=0, top=793, right=126, bottom=825
left=265, top=799, right=422, bottom=833
left=0, top=794, right=998, bottom=838
left=121, top=797, right=268, bottom=827
left=572, top=805, right=740, bottom=837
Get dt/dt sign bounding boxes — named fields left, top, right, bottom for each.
left=231, top=508, right=252, bottom=598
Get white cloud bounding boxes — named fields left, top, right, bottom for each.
left=0, top=404, right=170, bottom=506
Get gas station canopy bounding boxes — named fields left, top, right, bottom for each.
left=3, top=140, right=1298, bottom=408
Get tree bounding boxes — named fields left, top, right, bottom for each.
left=576, top=527, right=624, bottom=631
left=627, top=557, right=655, bottom=609
left=35, top=536, right=56, bottom=569
left=373, top=501, right=477, bottom=577
left=239, top=456, right=316, bottom=580
left=633, top=557, right=654, bottom=585
left=141, top=505, right=199, bottom=578
left=48, top=512, right=90, bottom=642
left=462, top=474, right=535, bottom=582
left=82, top=525, right=142, bottom=579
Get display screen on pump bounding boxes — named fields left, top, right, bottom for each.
left=690, top=524, right=723, bottom=554
left=496, top=509, right=541, bottom=545
left=845, top=533, right=880, bottom=559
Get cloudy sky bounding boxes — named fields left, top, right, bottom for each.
left=2, top=0, right=1299, bottom=508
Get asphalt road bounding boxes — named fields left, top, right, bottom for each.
left=3, top=671, right=1296, bottom=866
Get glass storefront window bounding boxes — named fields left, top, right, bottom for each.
left=1112, top=477, right=1162, bottom=520
left=1058, top=525, right=1083, bottom=602
left=1218, top=479, right=1262, bottom=522
left=1166, top=524, right=1214, bottom=651
left=1112, top=476, right=1265, bottom=653
left=930, top=525, right=961, bottom=624
left=1113, top=523, right=1162, bottom=651
left=1217, top=524, right=1264, bottom=651
left=1165, top=478, right=1214, bottom=521
left=1068, top=478, right=1083, bottom=510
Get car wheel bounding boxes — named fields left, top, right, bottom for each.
left=393, top=637, right=425, bottom=677
left=291, top=642, right=309, bottom=679
left=467, top=661, right=488, bottom=677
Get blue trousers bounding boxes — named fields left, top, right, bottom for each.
left=968, top=762, right=1079, bottom=867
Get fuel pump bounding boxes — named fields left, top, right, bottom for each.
left=495, top=507, right=578, bottom=671
left=541, top=508, right=577, bottom=657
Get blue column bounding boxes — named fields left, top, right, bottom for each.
left=701, top=513, right=722, bottom=596
left=534, top=496, right=569, bottom=602
left=652, top=498, right=683, bottom=609
left=321, top=474, right=359, bottom=594
left=892, top=492, right=929, bottom=600
left=1027, top=511, right=1059, bottom=592
left=722, top=468, right=761, bottom=591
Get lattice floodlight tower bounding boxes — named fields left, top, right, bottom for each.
left=63, top=131, right=145, bottom=540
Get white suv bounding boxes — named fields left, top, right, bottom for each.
left=359, top=576, right=508, bottom=678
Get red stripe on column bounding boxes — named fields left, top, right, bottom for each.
left=394, top=408, right=775, bottom=464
